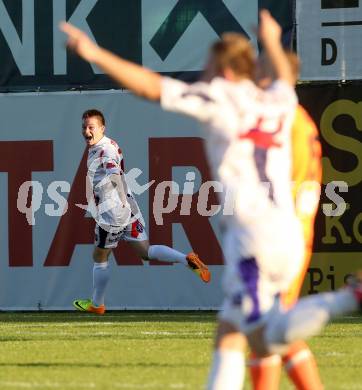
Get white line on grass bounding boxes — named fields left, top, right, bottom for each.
left=0, top=382, right=199, bottom=389
left=8, top=331, right=121, bottom=336
left=0, top=314, right=212, bottom=320
left=0, top=381, right=96, bottom=388
left=114, top=384, right=194, bottom=389
left=141, top=331, right=207, bottom=336
left=1, top=322, right=125, bottom=327
left=1, top=322, right=211, bottom=328
left=323, top=351, right=345, bottom=357
left=1, top=330, right=210, bottom=337
left=338, top=385, right=362, bottom=390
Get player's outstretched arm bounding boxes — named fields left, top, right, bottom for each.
left=60, top=22, right=161, bottom=101
left=258, top=10, right=294, bottom=86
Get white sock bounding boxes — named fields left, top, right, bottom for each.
left=207, top=350, right=245, bottom=390
left=92, top=262, right=110, bottom=307
left=148, top=245, right=188, bottom=265
left=266, top=289, right=358, bottom=352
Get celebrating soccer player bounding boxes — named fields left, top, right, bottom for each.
left=74, top=108, right=210, bottom=315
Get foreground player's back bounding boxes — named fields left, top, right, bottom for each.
left=161, top=75, right=297, bottom=221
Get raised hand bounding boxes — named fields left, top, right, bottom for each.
left=60, top=22, right=100, bottom=63
left=258, top=9, right=282, bottom=46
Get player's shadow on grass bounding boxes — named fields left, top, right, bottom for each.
left=0, top=311, right=217, bottom=323
left=0, top=313, right=360, bottom=327
left=0, top=335, right=213, bottom=342
left=0, top=362, right=207, bottom=368
left=330, top=315, right=362, bottom=324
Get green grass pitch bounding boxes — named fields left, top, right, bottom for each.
left=0, top=312, right=361, bottom=389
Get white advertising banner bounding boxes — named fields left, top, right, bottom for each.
left=297, top=0, right=362, bottom=81
left=0, top=90, right=224, bottom=310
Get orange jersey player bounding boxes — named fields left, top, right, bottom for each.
left=249, top=104, right=324, bottom=390
left=250, top=52, right=324, bottom=390
left=255, top=51, right=323, bottom=308
left=282, top=104, right=322, bottom=308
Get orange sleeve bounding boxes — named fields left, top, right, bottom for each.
left=282, top=105, right=322, bottom=308
left=291, top=105, right=322, bottom=250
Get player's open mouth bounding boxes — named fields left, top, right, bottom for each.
left=85, top=135, right=93, bottom=142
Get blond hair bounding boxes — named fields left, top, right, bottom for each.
left=210, top=33, right=255, bottom=78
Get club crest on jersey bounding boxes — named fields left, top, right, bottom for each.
left=239, top=118, right=283, bottom=149
left=240, top=129, right=281, bottom=149
left=136, top=222, right=143, bottom=233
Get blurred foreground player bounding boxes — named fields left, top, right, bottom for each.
left=74, top=109, right=210, bottom=315
left=249, top=52, right=323, bottom=390
left=61, top=10, right=362, bottom=389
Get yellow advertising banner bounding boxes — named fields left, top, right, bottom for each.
left=298, top=84, right=362, bottom=294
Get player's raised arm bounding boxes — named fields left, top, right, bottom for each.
left=60, top=22, right=162, bottom=101
left=258, top=10, right=294, bottom=86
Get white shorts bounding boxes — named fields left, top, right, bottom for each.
left=219, top=216, right=304, bottom=334
left=219, top=294, right=281, bottom=334
left=95, top=219, right=148, bottom=249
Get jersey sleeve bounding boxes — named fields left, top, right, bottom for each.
left=292, top=107, right=322, bottom=186
left=266, top=80, right=298, bottom=114
left=161, top=77, right=219, bottom=123
left=291, top=105, right=322, bottom=247
left=101, top=144, right=121, bottom=176
left=269, top=80, right=297, bottom=101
